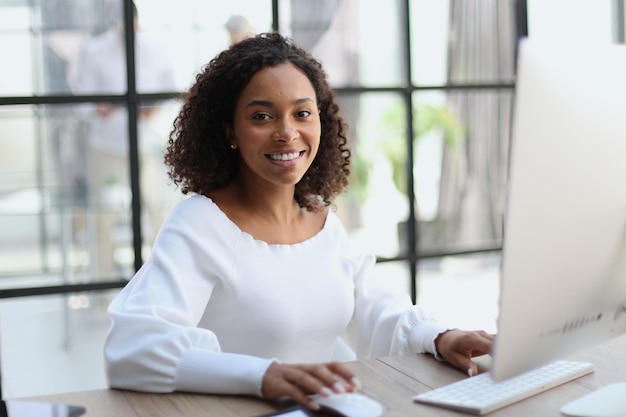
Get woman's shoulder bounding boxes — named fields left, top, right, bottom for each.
left=164, top=194, right=227, bottom=229
left=158, top=195, right=242, bottom=249
left=170, top=194, right=216, bottom=214
left=322, top=206, right=347, bottom=235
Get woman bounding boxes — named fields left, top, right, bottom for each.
left=104, top=32, right=493, bottom=410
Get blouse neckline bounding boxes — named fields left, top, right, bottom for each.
left=200, top=195, right=331, bottom=248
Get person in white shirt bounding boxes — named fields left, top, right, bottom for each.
left=104, top=32, right=493, bottom=411
left=225, top=14, right=254, bottom=45
left=75, top=2, right=176, bottom=278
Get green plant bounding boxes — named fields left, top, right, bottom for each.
left=381, top=102, right=465, bottom=195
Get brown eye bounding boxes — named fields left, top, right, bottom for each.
left=252, top=113, right=272, bottom=121
left=296, top=110, right=312, bottom=118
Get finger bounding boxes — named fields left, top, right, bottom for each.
left=288, top=364, right=358, bottom=397
left=288, top=365, right=332, bottom=395
left=477, top=330, right=495, bottom=342
left=472, top=332, right=494, bottom=355
left=470, top=341, right=492, bottom=356
left=447, top=352, right=478, bottom=377
left=298, top=363, right=351, bottom=394
left=326, top=362, right=361, bottom=391
left=462, top=331, right=493, bottom=356
left=262, top=364, right=318, bottom=398
left=262, top=366, right=324, bottom=410
left=467, top=362, right=478, bottom=377
left=269, top=378, right=321, bottom=411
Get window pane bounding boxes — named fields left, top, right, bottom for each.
left=417, top=252, right=499, bottom=332
left=0, top=7, right=33, bottom=96
left=0, top=105, right=65, bottom=277
left=136, top=99, right=186, bottom=260
left=287, top=0, right=404, bottom=88
left=0, top=0, right=101, bottom=97
left=0, top=101, right=179, bottom=282
left=134, top=0, right=273, bottom=90
left=76, top=100, right=180, bottom=280
left=0, top=0, right=274, bottom=97
left=411, top=0, right=518, bottom=86
left=72, top=0, right=178, bottom=96
left=413, top=89, right=513, bottom=251
left=335, top=92, right=408, bottom=259
left=357, top=0, right=405, bottom=86
left=410, top=0, right=450, bottom=86
left=0, top=103, right=132, bottom=282
left=0, top=291, right=116, bottom=397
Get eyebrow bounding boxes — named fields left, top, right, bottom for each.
left=244, top=97, right=314, bottom=109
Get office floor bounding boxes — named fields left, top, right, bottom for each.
left=0, top=256, right=499, bottom=399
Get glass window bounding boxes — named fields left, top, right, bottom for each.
left=411, top=0, right=518, bottom=86
left=0, top=105, right=68, bottom=277
left=335, top=92, right=408, bottom=259
left=0, top=102, right=125, bottom=281
left=133, top=0, right=273, bottom=90
left=410, top=0, right=450, bottom=86
left=0, top=291, right=116, bottom=397
left=356, top=0, right=405, bottom=87
left=413, top=89, right=514, bottom=252
left=0, top=0, right=523, bottom=283
left=0, top=0, right=539, bottom=399
left=417, top=252, right=499, bottom=332
left=286, top=0, right=404, bottom=88
left=0, top=7, right=34, bottom=96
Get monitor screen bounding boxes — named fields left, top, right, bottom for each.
left=490, top=38, right=626, bottom=382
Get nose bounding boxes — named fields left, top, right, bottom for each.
left=272, top=117, right=297, bottom=142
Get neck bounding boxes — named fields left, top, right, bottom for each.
left=208, top=175, right=324, bottom=245
left=231, top=176, right=301, bottom=225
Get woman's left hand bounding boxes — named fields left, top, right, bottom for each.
left=435, top=329, right=494, bottom=376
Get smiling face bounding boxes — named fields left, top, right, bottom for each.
left=229, top=62, right=321, bottom=190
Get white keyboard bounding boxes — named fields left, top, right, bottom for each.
left=413, top=360, right=594, bottom=415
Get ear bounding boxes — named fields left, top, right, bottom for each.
left=223, top=123, right=236, bottom=149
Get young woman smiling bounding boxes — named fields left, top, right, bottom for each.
left=103, top=32, right=493, bottom=411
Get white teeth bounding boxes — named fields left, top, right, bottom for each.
left=269, top=152, right=300, bottom=161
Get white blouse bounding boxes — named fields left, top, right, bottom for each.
left=104, top=195, right=447, bottom=395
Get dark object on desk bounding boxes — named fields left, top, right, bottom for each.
left=255, top=404, right=314, bottom=416
left=0, top=400, right=85, bottom=417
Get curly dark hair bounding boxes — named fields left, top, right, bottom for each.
left=164, top=32, right=351, bottom=212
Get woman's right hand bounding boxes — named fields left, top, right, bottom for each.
left=261, top=361, right=361, bottom=410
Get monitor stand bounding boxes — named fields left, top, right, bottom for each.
left=560, top=383, right=626, bottom=417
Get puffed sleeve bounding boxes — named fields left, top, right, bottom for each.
left=345, top=242, right=449, bottom=359
left=104, top=198, right=275, bottom=395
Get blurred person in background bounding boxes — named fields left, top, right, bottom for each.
left=74, top=1, right=176, bottom=279
left=225, top=14, right=254, bottom=45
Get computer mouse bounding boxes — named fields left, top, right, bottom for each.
left=472, top=354, right=492, bottom=374
left=311, top=392, right=384, bottom=417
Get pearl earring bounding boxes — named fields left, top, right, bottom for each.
left=230, top=144, right=237, bottom=149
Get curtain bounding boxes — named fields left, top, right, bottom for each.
left=429, top=0, right=518, bottom=249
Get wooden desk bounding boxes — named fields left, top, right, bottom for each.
left=23, top=335, right=626, bottom=417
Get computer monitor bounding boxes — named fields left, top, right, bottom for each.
left=491, top=38, right=626, bottom=386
